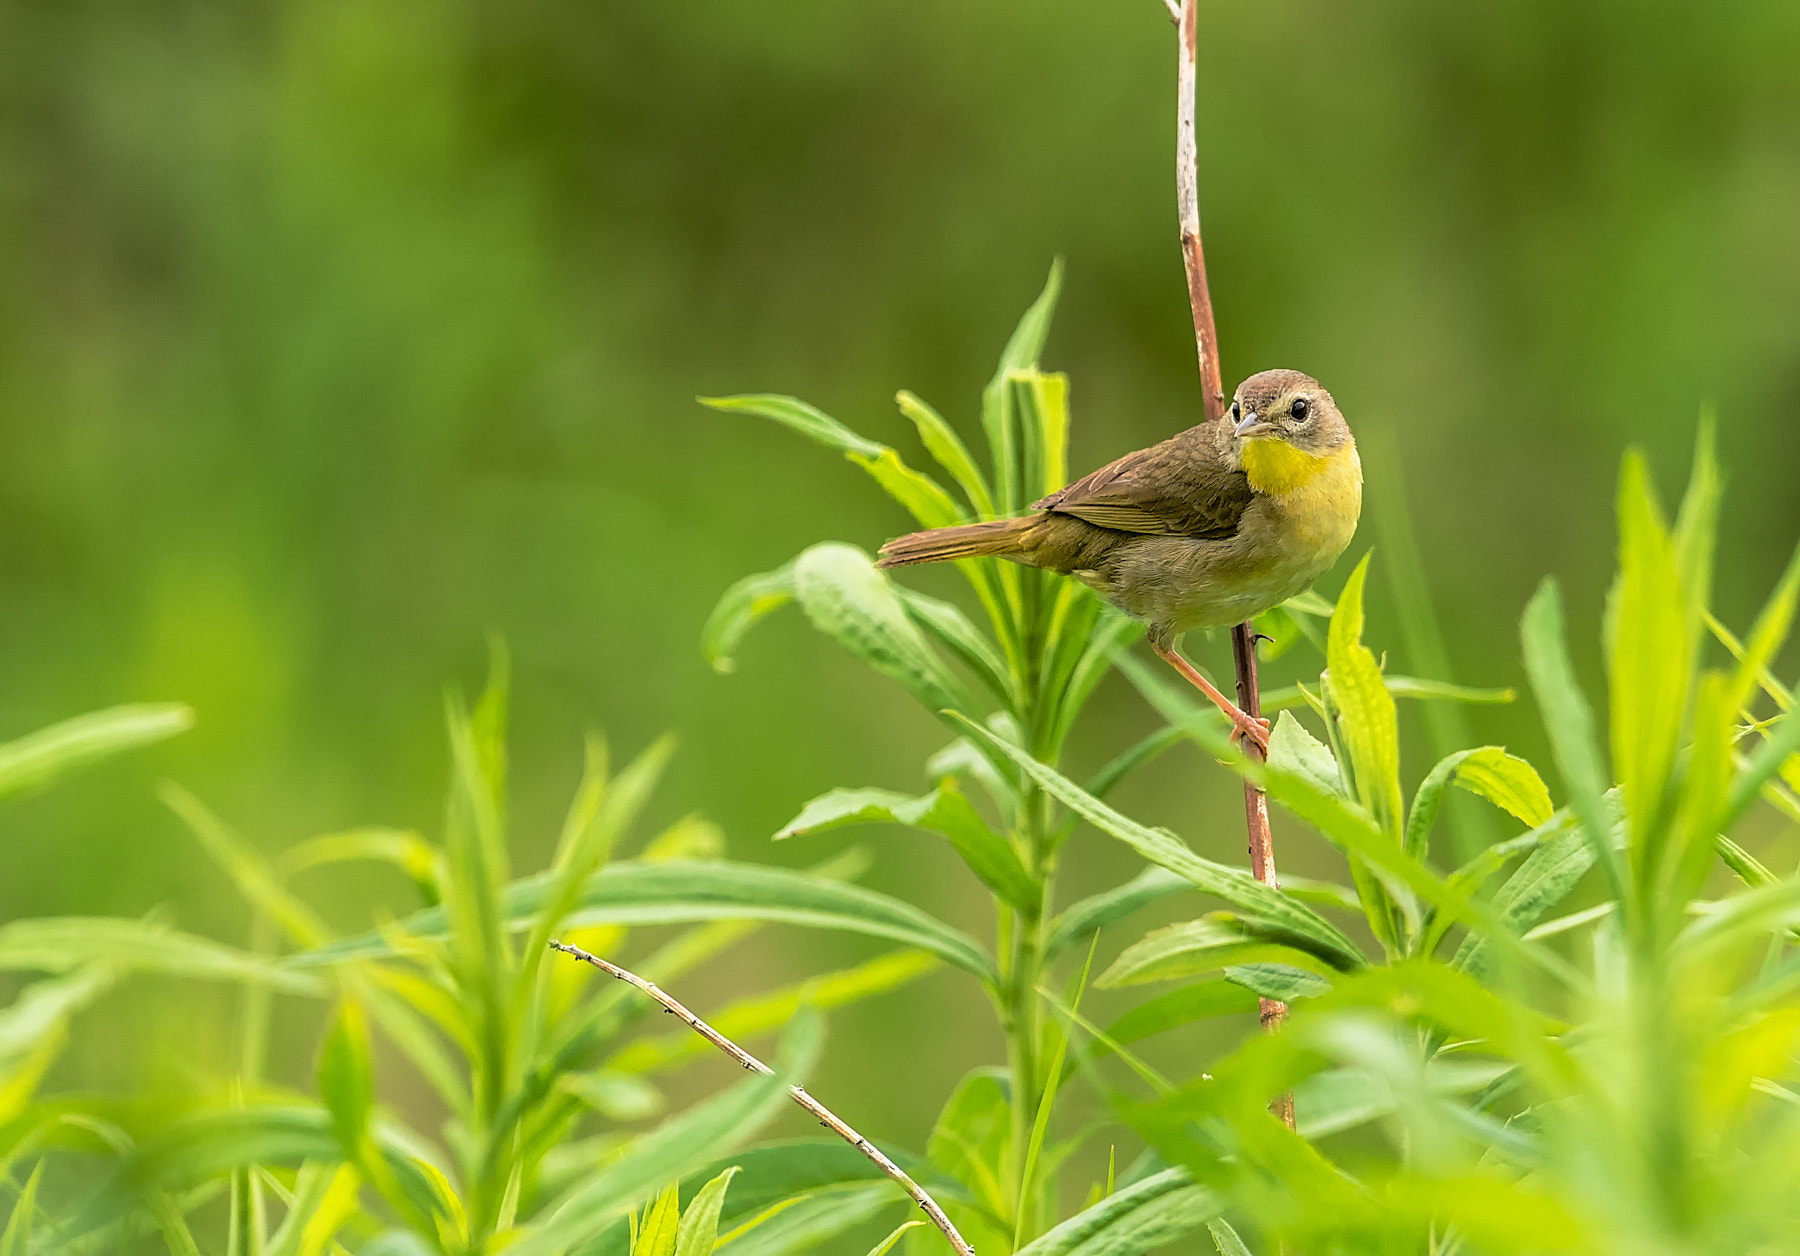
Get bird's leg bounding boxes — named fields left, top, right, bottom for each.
left=1152, top=639, right=1272, bottom=754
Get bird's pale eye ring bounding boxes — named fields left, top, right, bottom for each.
left=1290, top=397, right=1311, bottom=421
left=1230, top=400, right=1241, bottom=422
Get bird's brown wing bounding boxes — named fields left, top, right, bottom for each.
left=1033, top=422, right=1251, bottom=540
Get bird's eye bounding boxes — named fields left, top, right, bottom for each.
left=1230, top=401, right=1241, bottom=422
left=1290, top=397, right=1311, bottom=421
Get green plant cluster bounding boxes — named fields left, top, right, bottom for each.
left=3, top=274, right=1800, bottom=1256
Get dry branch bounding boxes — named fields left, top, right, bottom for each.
left=1171, top=0, right=1295, bottom=1126
left=548, top=940, right=977, bottom=1255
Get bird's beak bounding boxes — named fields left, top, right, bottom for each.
left=1234, top=411, right=1272, bottom=438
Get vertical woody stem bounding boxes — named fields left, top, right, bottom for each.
left=1173, top=0, right=1296, bottom=1128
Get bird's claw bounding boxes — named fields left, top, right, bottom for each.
left=1229, top=714, right=1272, bottom=755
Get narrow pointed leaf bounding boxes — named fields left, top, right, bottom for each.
left=0, top=704, right=193, bottom=804
left=897, top=391, right=994, bottom=518
left=701, top=395, right=961, bottom=528
left=703, top=563, right=797, bottom=675
left=776, top=785, right=1035, bottom=911
left=1012, top=1167, right=1221, bottom=1256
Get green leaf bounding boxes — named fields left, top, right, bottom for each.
left=1520, top=580, right=1626, bottom=904
left=863, top=1219, right=924, bottom=1256
left=1267, top=712, right=1344, bottom=800
left=1605, top=449, right=1690, bottom=854
left=607, top=950, right=936, bottom=1076
left=1180, top=714, right=1582, bottom=986
left=279, top=828, right=435, bottom=887
left=701, top=395, right=962, bottom=529
left=951, top=713, right=1366, bottom=971
left=928, top=1067, right=1013, bottom=1225
left=0, top=1161, right=42, bottom=1256
left=162, top=784, right=332, bottom=949
left=0, top=703, right=193, bottom=804
left=792, top=543, right=982, bottom=720
left=673, top=1167, right=740, bottom=1256
left=523, top=735, right=675, bottom=997
left=776, top=785, right=1036, bottom=912
left=1100, top=918, right=1338, bottom=987
left=635, top=1182, right=680, bottom=1256
left=1406, top=748, right=1553, bottom=862
left=58, top=1105, right=442, bottom=1243
left=1724, top=703, right=1800, bottom=837
left=516, top=1013, right=821, bottom=1256
left=0, top=918, right=321, bottom=994
left=897, top=391, right=994, bottom=519
left=1016, top=938, right=1099, bottom=1250
left=894, top=585, right=1016, bottom=707
left=1207, top=1217, right=1252, bottom=1256
left=1103, top=982, right=1259, bottom=1047
left=317, top=1000, right=374, bottom=1160
left=982, top=261, right=1063, bottom=513
left=714, top=1185, right=898, bottom=1255
left=297, top=859, right=997, bottom=985
left=1327, top=555, right=1405, bottom=840
left=1452, top=813, right=1599, bottom=978
left=703, top=562, right=797, bottom=674
left=1013, top=1167, right=1220, bottom=1256
left=1723, top=539, right=1800, bottom=717
left=1047, top=868, right=1190, bottom=960
left=1224, top=964, right=1331, bottom=1002
left=1010, top=369, right=1071, bottom=501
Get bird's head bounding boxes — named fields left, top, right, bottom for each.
left=1229, top=369, right=1350, bottom=458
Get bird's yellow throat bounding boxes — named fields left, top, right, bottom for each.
left=1240, top=438, right=1335, bottom=497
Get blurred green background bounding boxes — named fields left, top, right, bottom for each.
left=3, top=0, right=1799, bottom=1160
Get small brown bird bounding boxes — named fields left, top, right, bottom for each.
left=878, top=369, right=1362, bottom=750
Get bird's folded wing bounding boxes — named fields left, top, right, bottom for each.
left=1033, top=429, right=1250, bottom=540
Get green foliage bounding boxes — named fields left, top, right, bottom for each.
left=1, top=663, right=945, bottom=1256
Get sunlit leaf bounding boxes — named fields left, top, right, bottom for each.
left=982, top=261, right=1063, bottom=514
left=673, top=1167, right=740, bottom=1256
left=1327, top=554, right=1405, bottom=840
left=1604, top=450, right=1690, bottom=859
left=701, top=395, right=963, bottom=529
left=896, top=390, right=994, bottom=519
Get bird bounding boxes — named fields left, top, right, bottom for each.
left=877, top=368, right=1362, bottom=752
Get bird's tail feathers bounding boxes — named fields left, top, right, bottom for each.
left=876, top=517, right=1035, bottom=568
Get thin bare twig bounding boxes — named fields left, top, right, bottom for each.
left=1158, top=0, right=1181, bottom=25
left=548, top=940, right=977, bottom=1255
left=1171, top=0, right=1295, bottom=1128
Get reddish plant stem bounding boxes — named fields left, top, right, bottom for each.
left=1173, top=0, right=1295, bottom=1128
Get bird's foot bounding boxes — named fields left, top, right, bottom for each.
left=1229, top=712, right=1272, bottom=756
